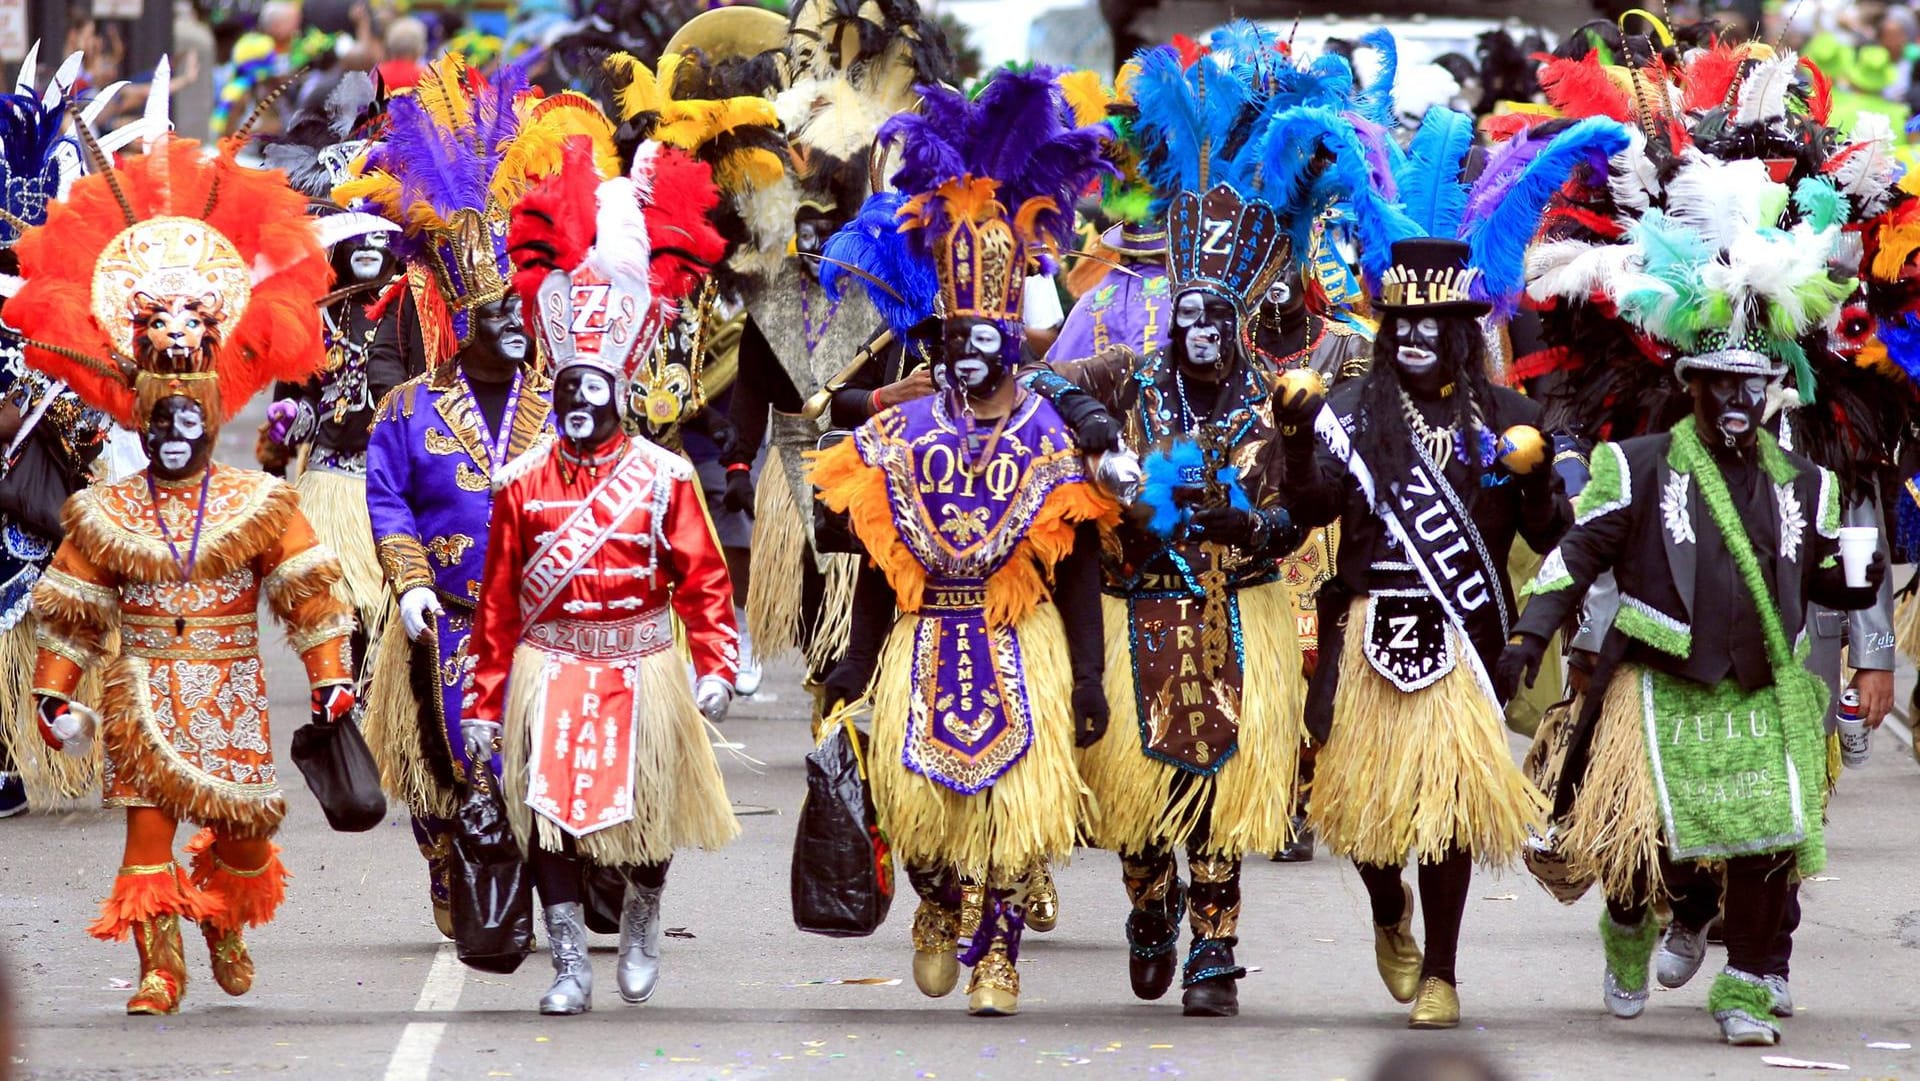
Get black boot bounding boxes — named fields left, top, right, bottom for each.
left=1122, top=852, right=1183, bottom=1000
left=1271, top=814, right=1316, bottom=863
left=1180, top=938, right=1243, bottom=1017
left=1181, top=854, right=1245, bottom=1017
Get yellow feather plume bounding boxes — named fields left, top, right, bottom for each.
left=1056, top=70, right=1112, bottom=128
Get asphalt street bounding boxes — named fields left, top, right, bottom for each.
left=6, top=432, right=1920, bottom=1081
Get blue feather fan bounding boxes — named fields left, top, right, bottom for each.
left=1139, top=439, right=1253, bottom=539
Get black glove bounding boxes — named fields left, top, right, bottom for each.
left=1069, top=407, right=1123, bottom=454
left=1188, top=505, right=1259, bottom=548
left=1029, top=371, right=1123, bottom=453
left=722, top=468, right=756, bottom=516
left=1072, top=679, right=1109, bottom=748
left=1494, top=632, right=1547, bottom=703
left=1817, top=550, right=1887, bottom=611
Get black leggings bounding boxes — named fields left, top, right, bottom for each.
left=1356, top=847, right=1472, bottom=985
left=1606, top=852, right=1795, bottom=978
left=530, top=841, right=669, bottom=907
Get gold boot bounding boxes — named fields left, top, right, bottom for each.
left=1373, top=880, right=1422, bottom=1003
left=127, top=915, right=188, bottom=1015
left=202, top=922, right=255, bottom=996
left=966, top=941, right=1019, bottom=1017
left=1026, top=865, right=1058, bottom=934
left=1408, top=976, right=1460, bottom=1029
left=910, top=899, right=961, bottom=998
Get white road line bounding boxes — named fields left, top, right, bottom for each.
left=382, top=942, right=464, bottom=1081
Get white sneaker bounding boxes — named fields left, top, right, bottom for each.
left=1655, top=922, right=1708, bottom=988
left=1763, top=974, right=1794, bottom=1018
left=1717, top=1010, right=1780, bottom=1046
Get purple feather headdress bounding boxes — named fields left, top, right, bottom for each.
left=879, top=65, right=1115, bottom=273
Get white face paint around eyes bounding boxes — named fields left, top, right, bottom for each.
left=966, top=324, right=1003, bottom=357
left=562, top=410, right=598, bottom=440
left=1417, top=317, right=1441, bottom=338
left=576, top=372, right=612, bottom=407
left=1174, top=296, right=1206, bottom=328
left=174, top=409, right=205, bottom=440
left=158, top=441, right=194, bottom=469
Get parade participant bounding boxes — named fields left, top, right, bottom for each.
left=8, top=129, right=361, bottom=1015
left=1501, top=171, right=1877, bottom=1047
left=346, top=58, right=615, bottom=936
left=0, top=54, right=118, bottom=816
left=255, top=74, right=424, bottom=707
left=812, top=67, right=1116, bottom=1018
left=469, top=138, right=739, bottom=1016
left=1280, top=105, right=1627, bottom=1029
left=1029, top=50, right=1374, bottom=1018
left=720, top=0, right=952, bottom=689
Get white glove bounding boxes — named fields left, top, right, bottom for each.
left=51, top=705, right=94, bottom=758
left=460, top=719, right=502, bottom=759
left=400, top=586, right=444, bottom=642
left=694, top=675, right=733, bottom=723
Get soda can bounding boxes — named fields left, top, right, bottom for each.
left=1837, top=688, right=1870, bottom=769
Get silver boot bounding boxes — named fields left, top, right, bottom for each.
left=617, top=882, right=664, bottom=1004
left=540, top=902, right=593, bottom=1015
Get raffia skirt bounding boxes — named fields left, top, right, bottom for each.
left=1308, top=598, right=1547, bottom=868
left=1077, top=581, right=1305, bottom=857
left=0, top=616, right=103, bottom=804
left=868, top=603, right=1090, bottom=884
left=293, top=467, right=388, bottom=651
left=500, top=642, right=738, bottom=866
left=745, top=441, right=858, bottom=671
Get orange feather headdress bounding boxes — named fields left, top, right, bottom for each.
left=5, top=133, right=336, bottom=430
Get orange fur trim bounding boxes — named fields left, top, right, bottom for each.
left=809, top=438, right=927, bottom=612
left=64, top=469, right=296, bottom=584
left=263, top=546, right=350, bottom=621
left=88, top=864, right=223, bottom=942
left=186, top=830, right=290, bottom=930
left=103, top=656, right=288, bottom=839
left=809, top=437, right=1118, bottom=626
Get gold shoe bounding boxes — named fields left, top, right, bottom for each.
left=202, top=923, right=255, bottom=996
left=127, top=915, right=187, bottom=1016
left=1373, top=880, right=1422, bottom=1004
left=910, top=899, right=961, bottom=998
left=1026, top=865, right=1058, bottom=934
left=433, top=900, right=455, bottom=940
left=1408, top=976, right=1460, bottom=1029
left=966, top=942, right=1019, bottom=1017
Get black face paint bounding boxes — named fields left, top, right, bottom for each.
left=937, top=316, right=1011, bottom=398
left=463, top=294, right=527, bottom=383
left=553, top=365, right=622, bottom=450
left=794, top=210, right=847, bottom=257
left=145, top=395, right=213, bottom=481
left=1171, top=290, right=1239, bottom=381
left=1689, top=370, right=1768, bottom=453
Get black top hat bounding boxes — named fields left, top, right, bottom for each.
left=1098, top=220, right=1168, bottom=258
left=1375, top=238, right=1490, bottom=318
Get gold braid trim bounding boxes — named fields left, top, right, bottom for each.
left=288, top=614, right=355, bottom=654
left=63, top=472, right=295, bottom=583
left=118, top=862, right=178, bottom=876
left=376, top=535, right=434, bottom=597
left=35, top=627, right=93, bottom=667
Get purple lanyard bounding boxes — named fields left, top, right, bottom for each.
left=148, top=467, right=213, bottom=637
left=463, top=369, right=524, bottom=470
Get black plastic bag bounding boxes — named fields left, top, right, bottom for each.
left=791, top=716, right=893, bottom=936
left=289, top=717, right=387, bottom=832
left=449, top=777, right=535, bottom=973
left=583, top=865, right=626, bottom=934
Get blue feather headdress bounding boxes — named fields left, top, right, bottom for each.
left=817, top=191, right=938, bottom=336
left=1131, top=44, right=1408, bottom=313
left=1362, top=107, right=1631, bottom=319
left=0, top=88, right=72, bottom=246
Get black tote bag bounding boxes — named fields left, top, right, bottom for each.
left=289, top=717, right=388, bottom=833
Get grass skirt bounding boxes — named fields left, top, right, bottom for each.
left=1558, top=666, right=1665, bottom=905
left=1309, top=599, right=1546, bottom=867
left=501, top=643, right=739, bottom=865
left=292, top=467, right=387, bottom=650
left=0, top=615, right=103, bottom=804
left=868, top=603, right=1089, bottom=882
left=361, top=615, right=458, bottom=818
left=746, top=442, right=856, bottom=669
left=1896, top=589, right=1920, bottom=665
left=1078, top=581, right=1305, bottom=856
